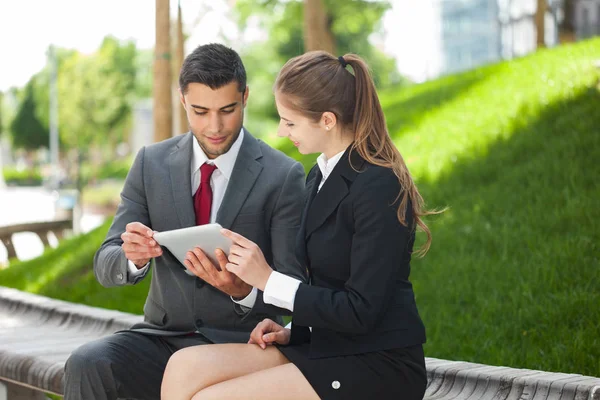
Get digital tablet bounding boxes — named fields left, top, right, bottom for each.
left=153, top=223, right=232, bottom=274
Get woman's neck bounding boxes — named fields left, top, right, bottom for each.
left=323, top=133, right=354, bottom=160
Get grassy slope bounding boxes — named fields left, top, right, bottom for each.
left=1, top=38, right=599, bottom=375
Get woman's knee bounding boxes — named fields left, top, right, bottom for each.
left=162, top=347, right=212, bottom=399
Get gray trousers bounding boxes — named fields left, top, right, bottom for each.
left=63, top=331, right=210, bottom=400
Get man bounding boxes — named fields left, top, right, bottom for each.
left=64, top=43, right=306, bottom=400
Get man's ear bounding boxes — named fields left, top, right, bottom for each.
left=179, top=88, right=187, bottom=109
left=242, top=86, right=249, bottom=107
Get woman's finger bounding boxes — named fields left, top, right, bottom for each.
left=221, top=229, right=255, bottom=249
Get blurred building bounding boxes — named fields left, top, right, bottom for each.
left=575, top=0, right=600, bottom=38
left=392, top=0, right=572, bottom=81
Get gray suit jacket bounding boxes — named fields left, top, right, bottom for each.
left=93, top=130, right=307, bottom=343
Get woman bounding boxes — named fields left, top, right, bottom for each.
left=161, top=51, right=435, bottom=400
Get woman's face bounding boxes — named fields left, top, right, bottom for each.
left=274, top=93, right=325, bottom=155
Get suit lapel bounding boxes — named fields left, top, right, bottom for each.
left=296, top=166, right=321, bottom=269
left=168, top=133, right=196, bottom=229
left=216, top=131, right=263, bottom=229
left=305, top=147, right=366, bottom=238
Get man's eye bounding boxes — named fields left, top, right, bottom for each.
left=222, top=109, right=235, bottom=114
left=194, top=111, right=207, bottom=116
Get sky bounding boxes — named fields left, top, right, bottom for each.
left=0, top=0, right=426, bottom=91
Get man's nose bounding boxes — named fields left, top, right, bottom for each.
left=207, top=113, right=223, bottom=133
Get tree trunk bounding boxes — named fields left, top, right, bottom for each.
left=154, top=0, right=173, bottom=142
left=536, top=0, right=546, bottom=48
left=176, top=1, right=188, bottom=134
left=303, top=0, right=336, bottom=54
left=559, top=0, right=576, bottom=43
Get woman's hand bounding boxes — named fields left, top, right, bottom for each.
left=249, top=318, right=291, bottom=349
left=221, top=229, right=273, bottom=291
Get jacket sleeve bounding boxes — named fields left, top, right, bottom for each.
left=235, top=161, right=308, bottom=318
left=93, top=147, right=152, bottom=287
left=292, top=170, right=413, bottom=334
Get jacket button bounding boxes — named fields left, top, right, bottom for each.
left=332, top=381, right=340, bottom=389
left=116, top=273, right=123, bottom=281
left=195, top=279, right=205, bottom=288
left=195, top=318, right=204, bottom=328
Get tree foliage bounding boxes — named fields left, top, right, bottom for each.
left=235, top=0, right=403, bottom=87
left=9, top=80, right=49, bottom=150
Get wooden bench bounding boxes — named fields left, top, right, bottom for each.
left=1, top=286, right=599, bottom=399
left=0, top=220, right=73, bottom=264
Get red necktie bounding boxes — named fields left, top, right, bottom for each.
left=194, top=163, right=218, bottom=225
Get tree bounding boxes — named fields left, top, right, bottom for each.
left=9, top=80, right=49, bottom=150
left=536, top=0, right=547, bottom=48
left=304, top=0, right=336, bottom=53
left=0, top=91, right=5, bottom=188
left=154, top=0, right=173, bottom=142
left=56, top=37, right=137, bottom=194
left=0, top=91, right=3, bottom=138
left=235, top=0, right=400, bottom=87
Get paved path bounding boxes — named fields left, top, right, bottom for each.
left=0, top=187, right=105, bottom=264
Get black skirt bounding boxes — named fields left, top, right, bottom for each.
left=277, top=343, right=427, bottom=400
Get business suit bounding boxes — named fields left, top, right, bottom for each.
left=64, top=130, right=307, bottom=400
left=277, top=148, right=427, bottom=399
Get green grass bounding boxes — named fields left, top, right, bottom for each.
left=0, top=219, right=150, bottom=314
left=1, top=38, right=599, bottom=376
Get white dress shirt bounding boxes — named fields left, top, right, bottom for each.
left=262, top=149, right=346, bottom=312
left=127, top=129, right=245, bottom=279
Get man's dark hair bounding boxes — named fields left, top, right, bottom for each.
left=179, top=43, right=247, bottom=94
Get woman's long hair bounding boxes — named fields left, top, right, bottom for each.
left=275, top=51, right=440, bottom=256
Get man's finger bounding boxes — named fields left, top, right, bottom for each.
left=122, top=232, right=157, bottom=247
left=193, top=248, right=222, bottom=277
left=126, top=222, right=153, bottom=237
left=125, top=250, right=161, bottom=260
left=221, top=229, right=254, bottom=249
left=215, top=249, right=229, bottom=271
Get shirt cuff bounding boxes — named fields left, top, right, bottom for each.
left=231, top=287, right=258, bottom=309
left=127, top=260, right=149, bottom=278
left=263, top=271, right=302, bottom=312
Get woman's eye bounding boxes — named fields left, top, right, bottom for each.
left=286, top=123, right=294, bottom=127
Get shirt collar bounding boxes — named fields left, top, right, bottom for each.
left=191, top=128, right=245, bottom=180
left=317, top=149, right=345, bottom=180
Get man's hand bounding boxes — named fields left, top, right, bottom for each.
left=121, top=222, right=162, bottom=268
left=248, top=318, right=291, bottom=349
left=185, top=247, right=252, bottom=298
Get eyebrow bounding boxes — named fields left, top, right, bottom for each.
left=190, top=102, right=238, bottom=111
left=280, top=116, right=292, bottom=121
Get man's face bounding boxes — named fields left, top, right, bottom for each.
left=180, top=81, right=248, bottom=159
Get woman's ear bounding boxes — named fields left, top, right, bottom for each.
left=321, top=112, right=337, bottom=131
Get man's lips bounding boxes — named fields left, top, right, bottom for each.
left=207, top=136, right=226, bottom=144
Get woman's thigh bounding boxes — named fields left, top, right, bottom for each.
left=192, top=363, right=320, bottom=400
left=161, top=343, right=289, bottom=400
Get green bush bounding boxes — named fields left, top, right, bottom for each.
left=2, top=167, right=43, bottom=186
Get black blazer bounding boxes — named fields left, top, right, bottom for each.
left=288, top=147, right=426, bottom=358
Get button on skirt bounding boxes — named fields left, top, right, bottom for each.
left=277, top=343, right=427, bottom=400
